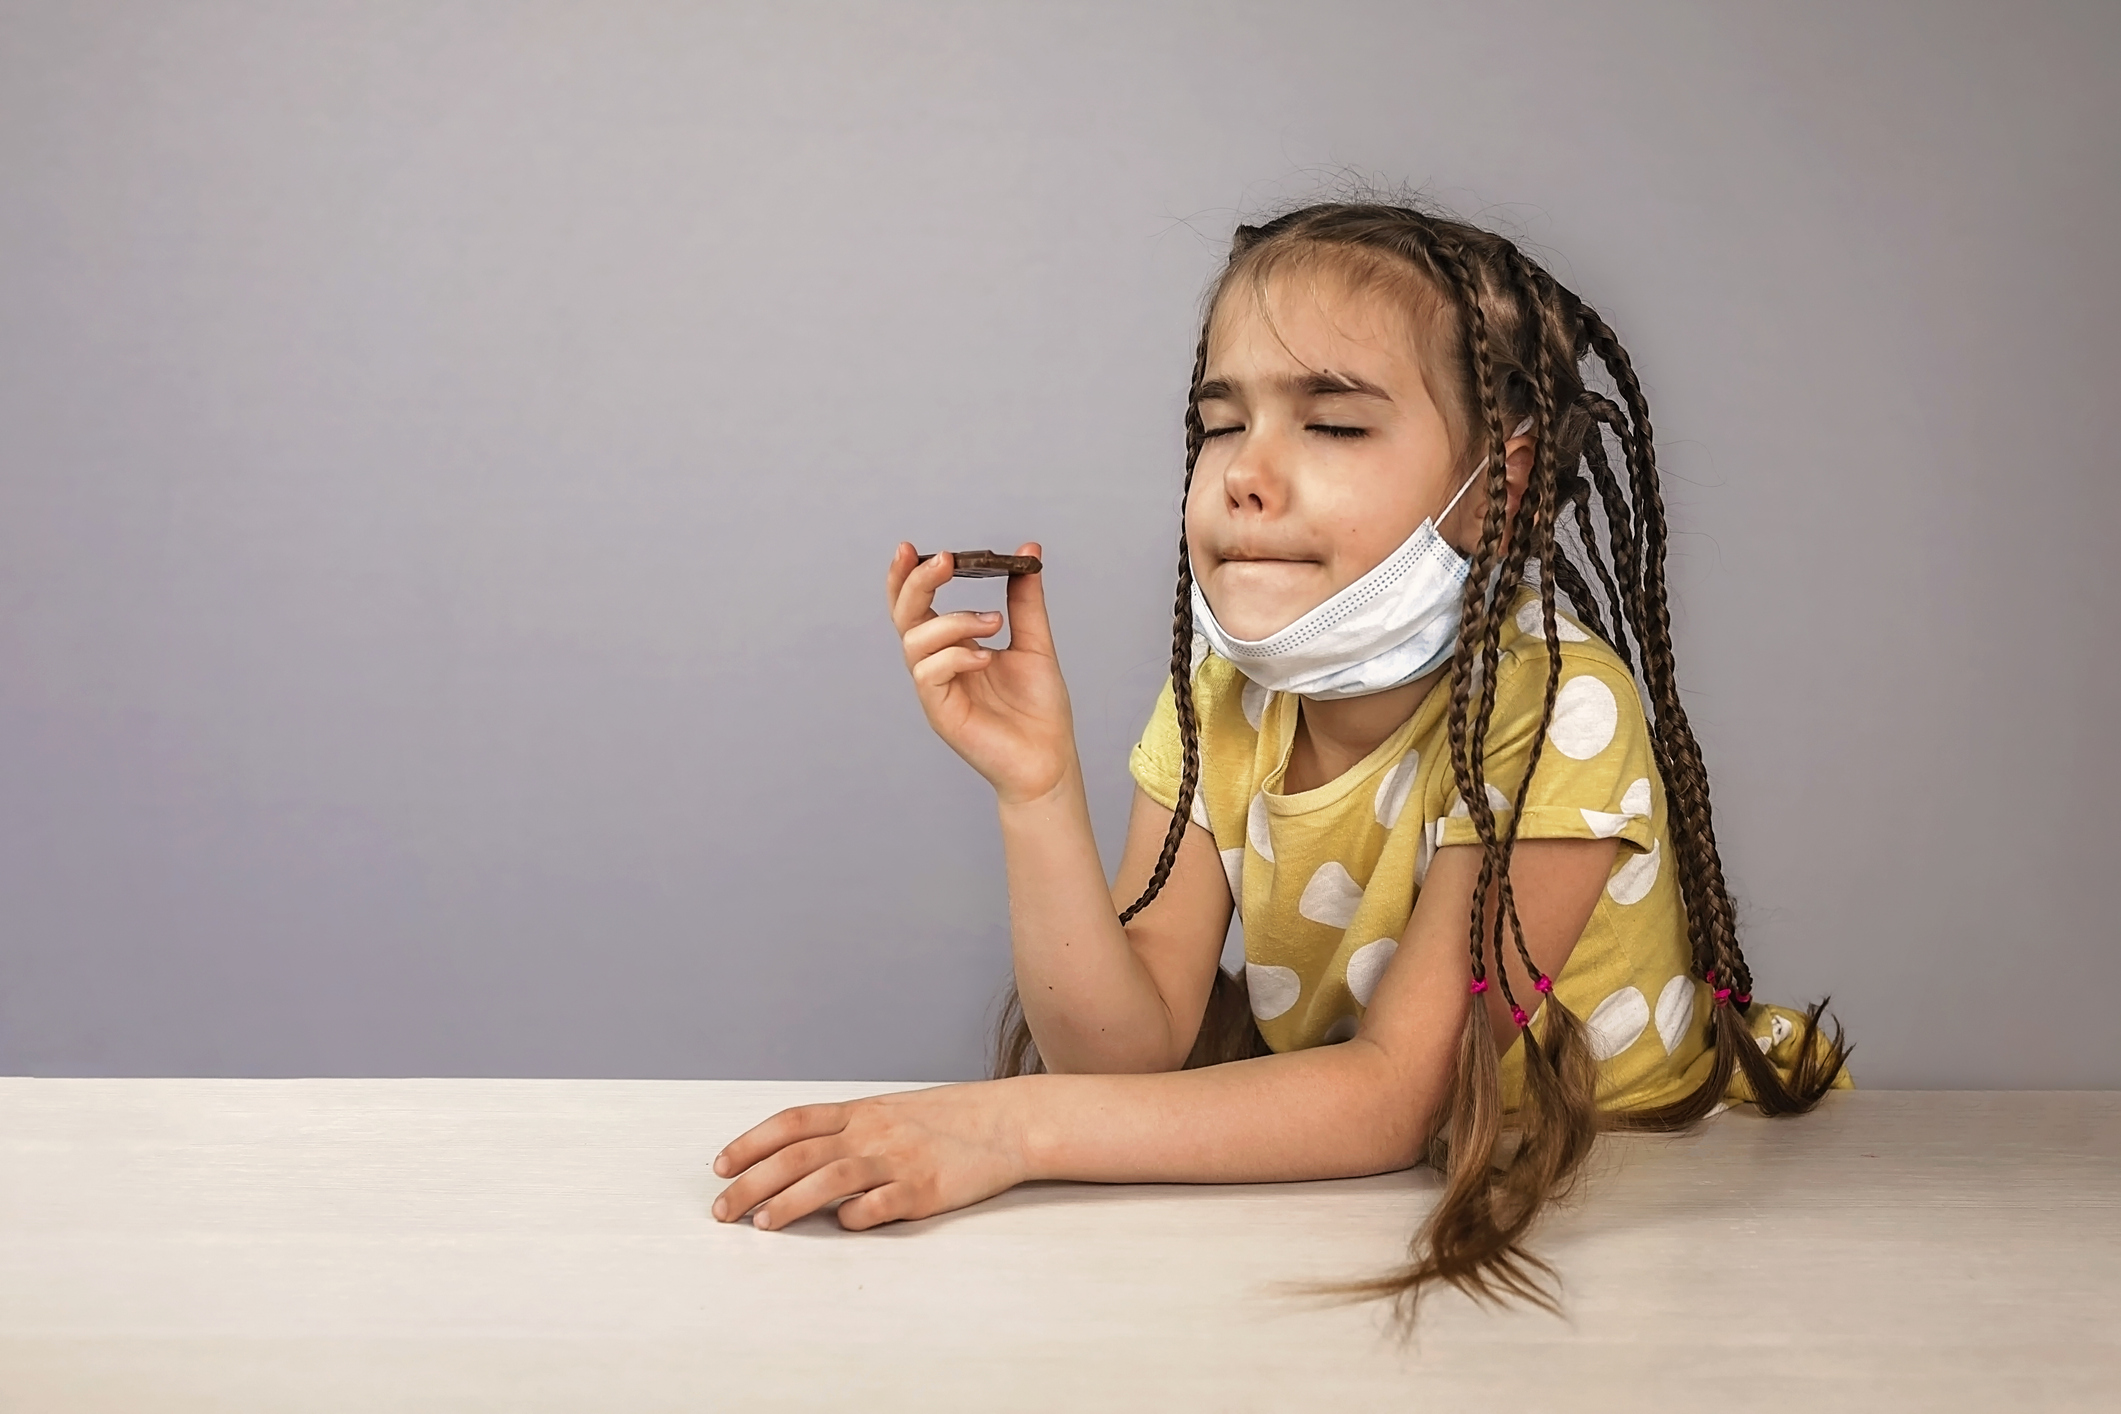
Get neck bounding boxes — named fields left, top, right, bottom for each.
left=1283, top=664, right=1446, bottom=795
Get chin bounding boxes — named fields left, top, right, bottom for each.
left=1213, top=559, right=1323, bottom=640
left=1204, top=575, right=1319, bottom=641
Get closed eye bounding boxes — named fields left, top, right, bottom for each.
left=1201, top=425, right=1242, bottom=439
left=1310, top=424, right=1368, bottom=439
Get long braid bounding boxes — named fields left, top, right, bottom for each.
left=1577, top=396, right=1644, bottom=676
left=1490, top=249, right=1568, bottom=986
left=1425, top=238, right=1513, bottom=1011
left=1577, top=315, right=1748, bottom=1000
left=1560, top=460, right=1628, bottom=670
left=1117, top=317, right=1211, bottom=924
left=1472, top=252, right=1604, bottom=1267
left=1547, top=515, right=1617, bottom=650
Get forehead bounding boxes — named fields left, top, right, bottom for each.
left=1204, top=264, right=1424, bottom=381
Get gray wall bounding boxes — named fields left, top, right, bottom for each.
left=3, top=1, right=2115, bottom=1085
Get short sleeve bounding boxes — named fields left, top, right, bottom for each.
left=1434, top=642, right=1660, bottom=853
left=1128, top=675, right=1185, bottom=812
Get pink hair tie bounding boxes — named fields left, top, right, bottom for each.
left=1705, top=968, right=1732, bottom=1006
left=1734, top=992, right=1751, bottom=1005
left=1510, top=1005, right=1529, bottom=1028
left=1534, top=975, right=1553, bottom=994
left=1469, top=977, right=1489, bottom=995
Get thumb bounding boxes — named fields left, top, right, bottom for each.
left=1003, top=542, right=1056, bottom=656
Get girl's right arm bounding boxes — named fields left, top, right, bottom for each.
left=887, top=543, right=1230, bottom=1074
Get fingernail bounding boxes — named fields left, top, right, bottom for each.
left=753, top=1211, right=771, bottom=1230
left=712, top=1201, right=725, bottom=1220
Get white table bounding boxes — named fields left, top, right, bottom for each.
left=2, top=1081, right=2115, bottom=1412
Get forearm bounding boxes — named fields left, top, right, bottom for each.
left=1011, top=1038, right=1442, bottom=1184
left=997, top=762, right=1181, bottom=1073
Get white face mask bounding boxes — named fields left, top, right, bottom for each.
left=1190, top=418, right=1533, bottom=701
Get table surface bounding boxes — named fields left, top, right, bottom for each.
left=2, top=1080, right=2116, bottom=1413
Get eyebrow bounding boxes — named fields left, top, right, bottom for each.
left=1195, top=370, right=1392, bottom=403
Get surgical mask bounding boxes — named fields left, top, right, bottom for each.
left=1189, top=418, right=1533, bottom=701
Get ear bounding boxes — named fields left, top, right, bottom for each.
left=1501, top=431, right=1537, bottom=524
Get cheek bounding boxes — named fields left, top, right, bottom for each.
left=1318, top=488, right=1416, bottom=582
left=1182, top=475, right=1216, bottom=544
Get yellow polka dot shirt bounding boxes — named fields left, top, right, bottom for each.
left=1129, top=588, right=1853, bottom=1115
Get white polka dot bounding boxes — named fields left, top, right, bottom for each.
left=1246, top=793, right=1274, bottom=863
left=1755, top=1011, right=1794, bottom=1055
left=1620, top=777, right=1653, bottom=818
left=1240, top=680, right=1269, bottom=732
left=1580, top=808, right=1631, bottom=837
left=1246, top=963, right=1300, bottom=1020
left=1298, top=862, right=1364, bottom=929
left=1606, top=839, right=1660, bottom=905
left=1415, top=823, right=1437, bottom=885
left=1514, top=598, right=1590, bottom=642
left=1373, top=751, right=1420, bottom=829
left=1704, top=1100, right=1733, bottom=1119
left=1548, top=675, right=1619, bottom=760
left=1447, top=784, right=1512, bottom=819
left=1321, top=1015, right=1359, bottom=1044
left=1585, top=986, right=1650, bottom=1061
left=1188, top=788, right=1211, bottom=832
left=1190, top=631, right=1210, bottom=676
left=1220, top=847, right=1244, bottom=903
left=1655, top=974, right=1696, bottom=1055
left=1345, top=937, right=1398, bottom=1007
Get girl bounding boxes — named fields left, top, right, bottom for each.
left=709, top=201, right=1853, bottom=1320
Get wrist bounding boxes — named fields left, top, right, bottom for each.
left=993, top=752, right=1085, bottom=815
left=1003, top=1073, right=1061, bottom=1182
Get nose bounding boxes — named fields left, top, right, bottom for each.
left=1219, top=430, right=1288, bottom=518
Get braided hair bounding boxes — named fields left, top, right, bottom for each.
left=994, top=201, right=1852, bottom=1320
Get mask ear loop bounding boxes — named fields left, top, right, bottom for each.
left=1434, top=417, right=1535, bottom=527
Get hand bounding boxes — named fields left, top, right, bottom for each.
left=710, top=1081, right=1032, bottom=1231
left=886, top=541, right=1077, bottom=805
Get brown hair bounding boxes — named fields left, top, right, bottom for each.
left=993, top=199, right=1852, bottom=1324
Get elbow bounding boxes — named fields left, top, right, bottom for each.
left=1348, top=1037, right=1445, bottom=1173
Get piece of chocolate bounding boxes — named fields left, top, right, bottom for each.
left=915, top=549, right=1043, bottom=578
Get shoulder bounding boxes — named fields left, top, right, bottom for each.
left=1129, top=651, right=1266, bottom=808
left=1487, top=591, right=1645, bottom=742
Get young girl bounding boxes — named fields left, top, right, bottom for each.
left=709, top=201, right=1854, bottom=1319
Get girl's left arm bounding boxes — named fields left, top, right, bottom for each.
left=710, top=837, right=1614, bottom=1230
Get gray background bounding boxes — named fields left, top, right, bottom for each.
left=3, top=1, right=2115, bottom=1086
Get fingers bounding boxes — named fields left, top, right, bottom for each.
left=902, top=610, right=1002, bottom=666
left=835, top=1182, right=914, bottom=1231
left=890, top=546, right=955, bottom=634
left=711, top=1102, right=847, bottom=1182
left=747, top=1155, right=891, bottom=1231
left=884, top=541, right=918, bottom=615
left=711, top=1133, right=849, bottom=1224
left=1001, top=541, right=1053, bottom=656
left=911, top=644, right=994, bottom=692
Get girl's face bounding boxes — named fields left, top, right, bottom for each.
left=1186, top=267, right=1467, bottom=642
